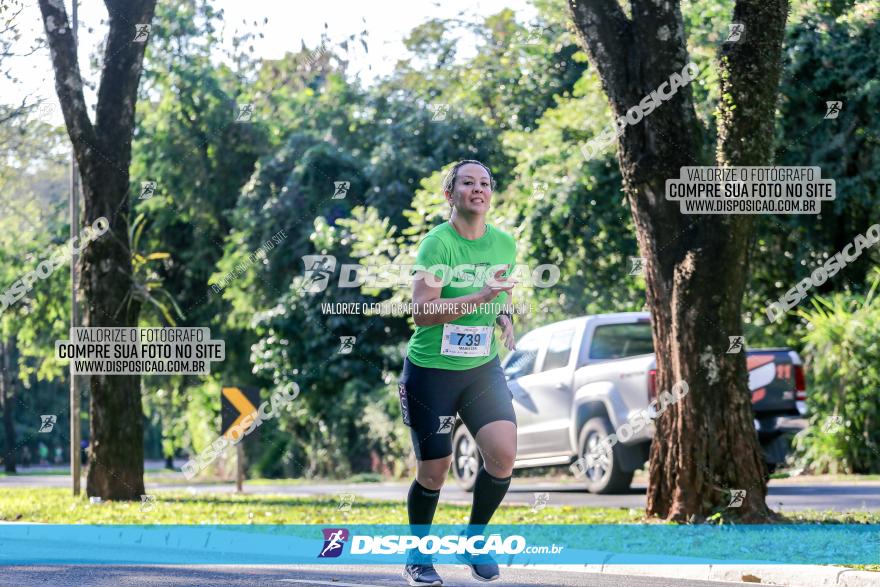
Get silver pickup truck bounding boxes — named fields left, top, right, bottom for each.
left=451, top=311, right=808, bottom=493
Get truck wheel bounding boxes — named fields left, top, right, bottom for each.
left=452, top=425, right=482, bottom=492
left=577, top=417, right=633, bottom=494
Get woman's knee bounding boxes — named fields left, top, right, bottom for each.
left=474, top=421, right=517, bottom=477
left=416, top=456, right=452, bottom=490
left=481, top=448, right=516, bottom=477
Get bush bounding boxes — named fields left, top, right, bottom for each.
left=791, top=268, right=880, bottom=474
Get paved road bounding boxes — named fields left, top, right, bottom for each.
left=4, top=474, right=879, bottom=511
left=0, top=565, right=759, bottom=587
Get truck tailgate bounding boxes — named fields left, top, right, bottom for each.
left=747, top=349, right=803, bottom=415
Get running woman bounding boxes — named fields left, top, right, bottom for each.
left=401, top=160, right=518, bottom=585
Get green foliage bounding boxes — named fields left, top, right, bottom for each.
left=126, top=213, right=183, bottom=326
left=495, top=68, right=644, bottom=323
left=243, top=215, right=412, bottom=478
left=0, top=106, right=73, bottom=467
left=791, top=268, right=880, bottom=474
left=134, top=0, right=268, bottom=331
left=744, top=1, right=880, bottom=347
left=131, top=0, right=270, bottom=460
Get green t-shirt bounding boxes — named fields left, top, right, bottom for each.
left=406, top=221, right=516, bottom=370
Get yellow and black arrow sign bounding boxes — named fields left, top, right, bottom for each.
left=220, top=386, right=260, bottom=440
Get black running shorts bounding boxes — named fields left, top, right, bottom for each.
left=398, top=355, right=517, bottom=461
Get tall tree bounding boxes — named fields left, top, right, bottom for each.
left=567, top=0, right=789, bottom=520
left=38, top=0, right=157, bottom=499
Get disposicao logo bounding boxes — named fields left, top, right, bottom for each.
left=318, top=528, right=349, bottom=558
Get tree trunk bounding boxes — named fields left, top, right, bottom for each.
left=39, top=0, right=157, bottom=500
left=567, top=0, right=789, bottom=521
left=0, top=338, right=16, bottom=473
left=82, top=193, right=146, bottom=499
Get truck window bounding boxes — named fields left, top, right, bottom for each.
left=589, top=323, right=654, bottom=360
left=541, top=328, right=575, bottom=371
left=503, top=336, right=542, bottom=379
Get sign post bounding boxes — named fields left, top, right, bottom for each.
left=236, top=444, right=244, bottom=493
left=69, top=0, right=81, bottom=498
left=220, top=386, right=260, bottom=493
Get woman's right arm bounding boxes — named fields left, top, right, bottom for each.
left=411, top=269, right=515, bottom=327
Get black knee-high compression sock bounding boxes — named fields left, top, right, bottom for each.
left=408, top=479, right=441, bottom=564
left=467, top=467, right=511, bottom=533
left=408, top=479, right=441, bottom=526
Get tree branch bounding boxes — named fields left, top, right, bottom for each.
left=37, top=0, right=96, bottom=152
left=0, top=98, right=28, bottom=127
left=627, top=0, right=707, bottom=175
left=630, top=0, right=692, bottom=91
left=566, top=0, right=634, bottom=109
left=716, top=0, right=790, bottom=166
left=94, top=0, right=156, bottom=153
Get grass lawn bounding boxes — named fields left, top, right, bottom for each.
left=0, top=467, right=184, bottom=478
left=141, top=475, right=384, bottom=486
left=770, top=473, right=880, bottom=483
left=1, top=488, right=879, bottom=526
left=0, top=488, right=646, bottom=524
left=0, top=469, right=70, bottom=477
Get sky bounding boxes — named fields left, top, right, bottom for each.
left=5, top=0, right=536, bottom=124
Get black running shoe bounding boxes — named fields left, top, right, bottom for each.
left=403, top=562, right=443, bottom=586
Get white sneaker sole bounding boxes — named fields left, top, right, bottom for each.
left=402, top=570, right=442, bottom=586
left=455, top=555, right=500, bottom=582
left=468, top=567, right=500, bottom=582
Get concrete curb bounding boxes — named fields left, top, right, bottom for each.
left=835, top=569, right=880, bottom=587
left=710, top=564, right=842, bottom=585
left=531, top=562, right=879, bottom=586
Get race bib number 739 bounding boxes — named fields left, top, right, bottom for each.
left=440, top=324, right=492, bottom=357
